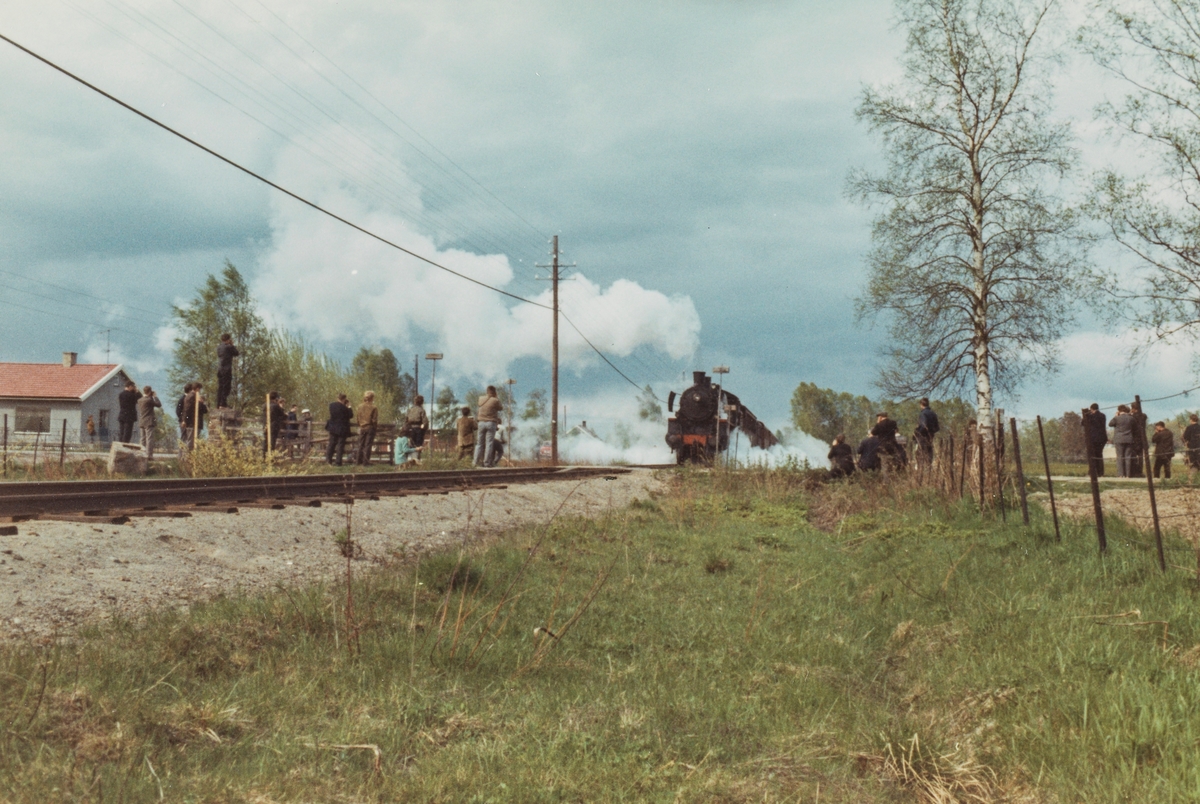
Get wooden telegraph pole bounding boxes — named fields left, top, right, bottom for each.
left=537, top=237, right=574, bottom=466
left=552, top=237, right=559, bottom=465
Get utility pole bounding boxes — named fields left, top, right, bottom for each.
left=413, top=354, right=419, bottom=403
left=551, top=237, right=559, bottom=464
left=536, top=237, right=574, bottom=465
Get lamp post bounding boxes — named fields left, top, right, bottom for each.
left=712, top=366, right=730, bottom=467
left=426, top=353, right=442, bottom=455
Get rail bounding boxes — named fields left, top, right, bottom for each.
left=0, top=466, right=630, bottom=522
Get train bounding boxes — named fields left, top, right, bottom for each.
left=665, top=371, right=778, bottom=464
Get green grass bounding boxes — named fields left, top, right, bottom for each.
left=1, top=469, right=1199, bottom=801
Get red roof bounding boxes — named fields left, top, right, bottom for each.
left=0, top=363, right=122, bottom=400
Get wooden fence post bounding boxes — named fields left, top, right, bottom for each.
left=1010, top=417, right=1030, bottom=526
left=947, top=433, right=956, bottom=497
left=995, top=413, right=1007, bottom=523
left=977, top=427, right=986, bottom=515
left=959, top=430, right=968, bottom=499
left=1136, top=395, right=1166, bottom=573
left=1082, top=409, right=1107, bottom=553
left=1036, top=415, right=1061, bottom=542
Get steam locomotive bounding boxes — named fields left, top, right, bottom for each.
left=665, top=371, right=779, bottom=464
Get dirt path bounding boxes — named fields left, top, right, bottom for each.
left=1050, top=486, right=1200, bottom=552
left=0, top=470, right=665, bottom=641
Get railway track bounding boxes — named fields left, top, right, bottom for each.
left=0, top=466, right=630, bottom=528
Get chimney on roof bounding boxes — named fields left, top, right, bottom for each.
left=63, top=352, right=77, bottom=368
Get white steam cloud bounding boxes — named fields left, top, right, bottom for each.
left=252, top=158, right=700, bottom=380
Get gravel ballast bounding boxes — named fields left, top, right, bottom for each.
left=0, top=470, right=665, bottom=640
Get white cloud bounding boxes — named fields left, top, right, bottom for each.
left=251, top=160, right=700, bottom=381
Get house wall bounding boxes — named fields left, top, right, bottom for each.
left=0, top=370, right=131, bottom=445
left=0, top=400, right=81, bottom=444
left=80, top=371, right=131, bottom=443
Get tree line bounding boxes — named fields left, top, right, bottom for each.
left=853, top=0, right=1200, bottom=434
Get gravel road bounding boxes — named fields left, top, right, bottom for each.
left=0, top=470, right=665, bottom=641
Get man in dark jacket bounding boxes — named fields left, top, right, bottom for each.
left=176, top=383, right=193, bottom=439
left=1151, top=421, right=1175, bottom=479
left=828, top=434, right=856, bottom=478
left=265, top=392, right=286, bottom=453
left=1130, top=400, right=1149, bottom=477
left=857, top=434, right=882, bottom=472
left=1083, top=403, right=1108, bottom=477
left=914, top=398, right=940, bottom=466
left=216, top=334, right=239, bottom=409
left=117, top=381, right=141, bottom=443
left=325, top=393, right=353, bottom=466
left=1183, top=414, right=1200, bottom=471
left=870, top=412, right=905, bottom=470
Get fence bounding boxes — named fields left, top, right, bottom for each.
left=880, top=396, right=1196, bottom=579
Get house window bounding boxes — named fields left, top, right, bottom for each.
left=14, top=406, right=50, bottom=433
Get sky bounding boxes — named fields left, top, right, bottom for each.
left=1, top=0, right=1198, bottom=449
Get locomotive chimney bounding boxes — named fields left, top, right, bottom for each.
left=693, top=371, right=708, bottom=386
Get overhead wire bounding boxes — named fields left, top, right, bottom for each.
left=0, top=267, right=165, bottom=320
left=0, top=283, right=164, bottom=330
left=5, top=18, right=674, bottom=401
left=157, top=0, right=549, bottom=285
left=0, top=30, right=552, bottom=311
left=74, top=0, right=541, bottom=282
left=0, top=298, right=149, bottom=338
left=228, top=0, right=551, bottom=261
left=244, top=0, right=549, bottom=246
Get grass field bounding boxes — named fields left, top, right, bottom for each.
left=1, top=467, right=1198, bottom=801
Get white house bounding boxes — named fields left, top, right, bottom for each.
left=0, top=353, right=133, bottom=445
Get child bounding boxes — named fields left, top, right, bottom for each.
left=394, top=434, right=423, bottom=467
left=1152, top=421, right=1176, bottom=479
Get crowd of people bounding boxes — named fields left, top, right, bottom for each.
left=826, top=397, right=940, bottom=477
left=1082, top=403, right=1200, bottom=480
left=122, top=334, right=516, bottom=470
left=827, top=396, right=1200, bottom=480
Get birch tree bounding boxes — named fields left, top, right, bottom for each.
left=1084, top=1, right=1200, bottom=354
left=851, top=0, right=1087, bottom=431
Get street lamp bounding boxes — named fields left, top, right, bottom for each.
left=712, top=366, right=730, bottom=467
left=426, top=353, right=443, bottom=453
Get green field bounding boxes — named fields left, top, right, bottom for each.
left=1, top=468, right=1198, bottom=801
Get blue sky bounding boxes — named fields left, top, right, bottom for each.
left=1, top=0, right=1196, bottom=438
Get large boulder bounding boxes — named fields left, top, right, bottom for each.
left=107, top=442, right=148, bottom=476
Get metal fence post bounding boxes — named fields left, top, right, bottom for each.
left=995, top=414, right=1007, bottom=523
left=59, top=420, right=67, bottom=470
left=1036, top=415, right=1061, bottom=542
left=1082, top=409, right=1107, bottom=553
left=1010, top=417, right=1030, bottom=526
left=1136, top=395, right=1166, bottom=573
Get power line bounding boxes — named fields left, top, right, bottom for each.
left=241, top=0, right=549, bottom=244
left=0, top=30, right=552, bottom=311
left=0, top=267, right=165, bottom=319
left=68, top=0, right=543, bottom=284
left=0, top=298, right=148, bottom=339
left=560, top=311, right=661, bottom=400
left=0, top=281, right=164, bottom=329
